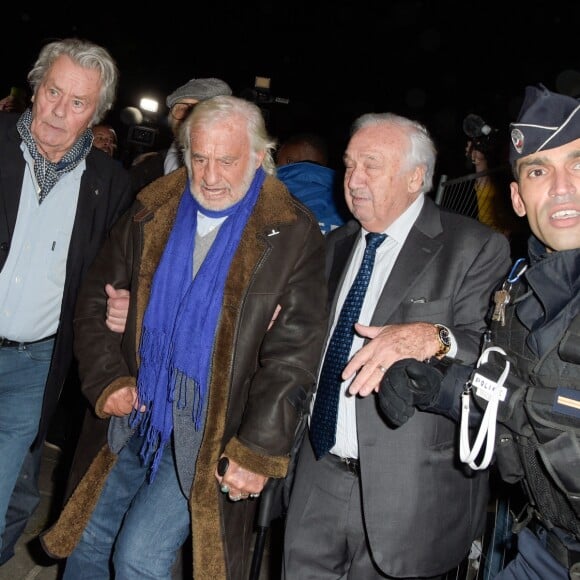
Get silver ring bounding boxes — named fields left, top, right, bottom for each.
left=249, top=493, right=260, bottom=499
left=378, top=365, right=387, bottom=373
left=229, top=494, right=242, bottom=502
left=220, top=484, right=230, bottom=494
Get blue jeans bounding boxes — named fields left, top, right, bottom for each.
left=63, top=433, right=190, bottom=580
left=0, top=338, right=54, bottom=551
left=0, top=444, right=43, bottom=564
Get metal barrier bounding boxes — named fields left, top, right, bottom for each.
left=436, top=166, right=523, bottom=579
left=434, top=166, right=511, bottom=222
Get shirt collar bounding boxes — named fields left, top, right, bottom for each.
left=361, top=194, right=425, bottom=246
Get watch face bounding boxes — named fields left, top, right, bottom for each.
left=435, top=324, right=451, bottom=355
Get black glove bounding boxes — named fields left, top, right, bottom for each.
left=378, top=358, right=447, bottom=427
left=469, top=350, right=528, bottom=432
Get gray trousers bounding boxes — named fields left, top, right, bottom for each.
left=282, top=436, right=444, bottom=580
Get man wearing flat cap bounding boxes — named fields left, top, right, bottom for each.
left=130, top=77, right=232, bottom=193
left=377, top=84, right=580, bottom=579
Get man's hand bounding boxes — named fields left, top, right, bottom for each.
left=0, top=95, right=23, bottom=112
left=214, top=456, right=268, bottom=501
left=344, top=322, right=441, bottom=397
left=378, top=358, right=444, bottom=427
left=102, top=386, right=146, bottom=416
left=105, top=283, right=130, bottom=333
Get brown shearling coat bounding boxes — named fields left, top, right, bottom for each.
left=41, top=167, right=328, bottom=579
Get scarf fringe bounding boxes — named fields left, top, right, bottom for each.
left=138, top=328, right=171, bottom=403
left=174, top=370, right=206, bottom=430
left=133, top=405, right=171, bottom=483
left=134, top=367, right=206, bottom=482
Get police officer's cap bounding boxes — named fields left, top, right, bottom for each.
left=509, top=84, right=580, bottom=165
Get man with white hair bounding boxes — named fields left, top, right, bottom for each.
left=42, top=95, right=328, bottom=580
left=130, top=77, right=232, bottom=191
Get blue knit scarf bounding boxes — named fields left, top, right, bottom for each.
left=134, top=168, right=266, bottom=479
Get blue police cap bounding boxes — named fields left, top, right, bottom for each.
left=509, top=84, right=580, bottom=165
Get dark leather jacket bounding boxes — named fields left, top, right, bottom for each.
left=42, top=167, right=328, bottom=579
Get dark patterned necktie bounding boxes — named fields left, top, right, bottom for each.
left=310, top=232, right=387, bottom=459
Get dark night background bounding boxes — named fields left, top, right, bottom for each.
left=4, top=1, right=580, bottom=180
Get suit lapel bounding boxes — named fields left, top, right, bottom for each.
left=371, top=198, right=444, bottom=324
left=0, top=128, right=26, bottom=242
left=327, top=229, right=358, bottom=318
left=327, top=198, right=445, bottom=327
left=68, top=161, right=101, bottom=266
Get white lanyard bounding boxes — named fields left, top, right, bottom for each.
left=460, top=346, right=509, bottom=470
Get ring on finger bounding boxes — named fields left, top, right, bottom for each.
left=249, top=493, right=260, bottom=499
left=220, top=484, right=230, bottom=494
left=229, top=494, right=242, bottom=502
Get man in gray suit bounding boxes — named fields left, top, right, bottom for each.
left=282, top=112, right=512, bottom=579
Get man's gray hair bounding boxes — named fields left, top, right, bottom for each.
left=351, top=112, right=437, bottom=194
left=180, top=95, right=278, bottom=176
left=27, top=38, right=119, bottom=125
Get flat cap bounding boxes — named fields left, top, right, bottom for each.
left=166, top=78, right=232, bottom=109
left=509, top=84, right=580, bottom=164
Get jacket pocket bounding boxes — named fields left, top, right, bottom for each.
left=400, top=296, right=451, bottom=323
left=538, top=431, right=580, bottom=518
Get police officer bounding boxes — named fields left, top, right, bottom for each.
left=378, top=84, right=580, bottom=579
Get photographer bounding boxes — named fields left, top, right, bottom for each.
left=380, top=85, right=580, bottom=579
left=130, top=77, right=231, bottom=193
left=464, top=114, right=528, bottom=256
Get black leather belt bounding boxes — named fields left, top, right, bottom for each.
left=328, top=454, right=360, bottom=476
left=0, top=335, right=55, bottom=348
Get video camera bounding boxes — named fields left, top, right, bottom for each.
left=463, top=114, right=498, bottom=154
left=240, top=77, right=289, bottom=109
left=127, top=125, right=157, bottom=148
left=239, top=76, right=290, bottom=126
left=249, top=76, right=290, bottom=106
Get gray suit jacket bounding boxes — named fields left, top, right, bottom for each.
left=324, top=196, right=511, bottom=576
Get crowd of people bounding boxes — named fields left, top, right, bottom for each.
left=1, top=36, right=579, bottom=580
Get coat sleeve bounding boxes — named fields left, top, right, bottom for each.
left=73, top=203, right=139, bottom=414
left=225, top=213, right=329, bottom=478
left=447, top=228, right=512, bottom=363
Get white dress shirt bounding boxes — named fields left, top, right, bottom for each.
left=327, top=196, right=425, bottom=458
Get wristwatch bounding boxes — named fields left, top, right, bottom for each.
left=434, top=324, right=451, bottom=357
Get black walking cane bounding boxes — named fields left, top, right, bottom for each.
left=248, top=478, right=280, bottom=580
left=248, top=389, right=311, bottom=580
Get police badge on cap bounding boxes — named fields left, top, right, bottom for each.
left=509, top=84, right=580, bottom=165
